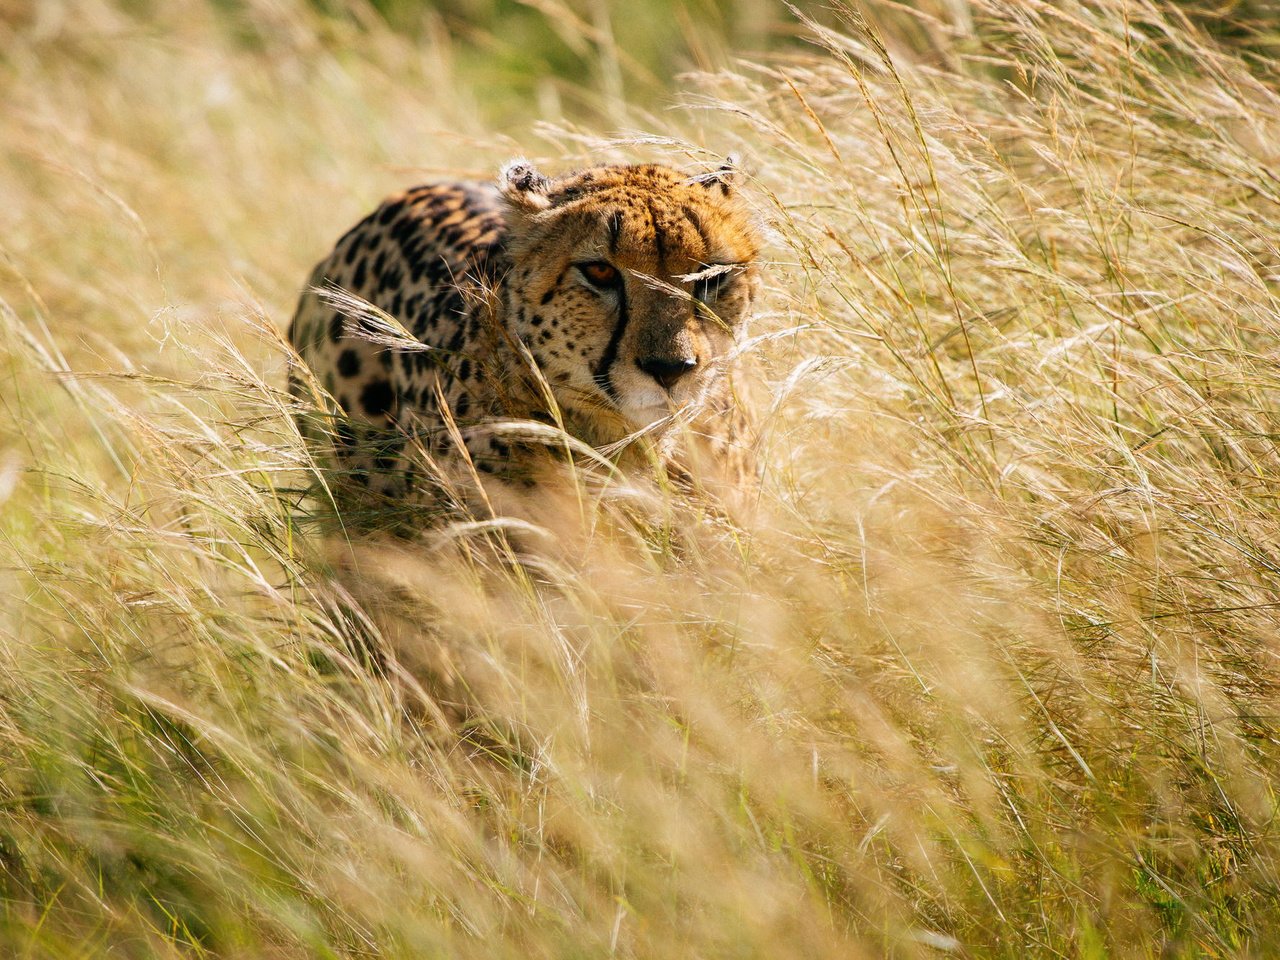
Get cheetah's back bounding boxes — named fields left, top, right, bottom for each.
left=288, top=182, right=509, bottom=490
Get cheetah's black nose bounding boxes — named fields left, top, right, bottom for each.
left=637, top=356, right=698, bottom=390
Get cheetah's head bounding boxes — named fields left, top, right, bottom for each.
left=498, top=159, right=762, bottom=436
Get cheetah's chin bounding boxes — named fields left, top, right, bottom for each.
left=619, top=402, right=680, bottom=430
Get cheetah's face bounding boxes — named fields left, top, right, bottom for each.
left=498, top=160, right=762, bottom=433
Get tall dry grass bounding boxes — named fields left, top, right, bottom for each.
left=4, top=0, right=1280, bottom=956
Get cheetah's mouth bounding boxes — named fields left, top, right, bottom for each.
left=618, top=395, right=689, bottom=432
left=559, top=382, right=674, bottom=433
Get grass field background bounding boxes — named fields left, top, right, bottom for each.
left=4, top=0, right=1280, bottom=956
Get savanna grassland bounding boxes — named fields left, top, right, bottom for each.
left=4, top=0, right=1280, bottom=956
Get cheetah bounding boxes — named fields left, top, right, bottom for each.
left=288, top=159, right=763, bottom=508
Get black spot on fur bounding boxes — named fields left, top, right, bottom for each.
left=337, top=349, right=361, bottom=377
left=344, top=233, right=363, bottom=265
left=390, top=217, right=415, bottom=244
left=360, top=380, right=394, bottom=417
left=328, top=313, right=344, bottom=343
left=380, top=265, right=403, bottom=292
left=378, top=199, right=405, bottom=226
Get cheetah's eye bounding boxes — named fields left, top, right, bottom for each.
left=692, top=264, right=738, bottom=304
left=577, top=260, right=622, bottom=289
left=693, top=275, right=728, bottom=303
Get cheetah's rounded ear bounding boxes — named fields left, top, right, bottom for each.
left=690, top=155, right=740, bottom=195
left=499, top=158, right=553, bottom=212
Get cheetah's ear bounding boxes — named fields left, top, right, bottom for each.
left=499, top=158, right=553, bottom=213
left=690, top=155, right=739, bottom=195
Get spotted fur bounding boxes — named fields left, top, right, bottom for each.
left=288, top=160, right=763, bottom=504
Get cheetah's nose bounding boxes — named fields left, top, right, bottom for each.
left=637, top=356, right=698, bottom=390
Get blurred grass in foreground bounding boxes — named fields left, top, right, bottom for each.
left=5, top=0, right=1280, bottom=956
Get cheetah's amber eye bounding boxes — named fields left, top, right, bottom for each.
left=577, top=260, right=622, bottom=289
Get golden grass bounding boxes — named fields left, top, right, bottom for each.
left=4, top=0, right=1280, bottom=956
